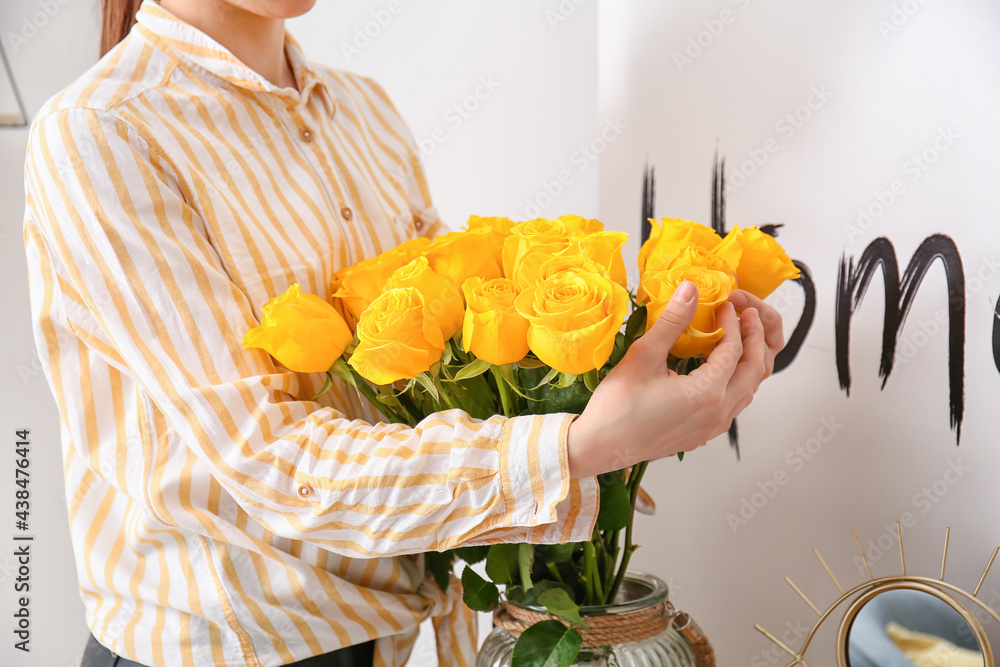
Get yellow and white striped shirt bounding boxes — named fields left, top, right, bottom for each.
left=20, top=1, right=599, bottom=665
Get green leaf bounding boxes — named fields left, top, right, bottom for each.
left=442, top=340, right=454, bottom=365
left=511, top=620, right=582, bottom=667
left=528, top=366, right=560, bottom=390
left=597, top=480, right=632, bottom=531
left=537, top=588, right=590, bottom=631
left=538, top=542, right=577, bottom=564
left=485, top=544, right=520, bottom=585
left=413, top=371, right=440, bottom=402
left=498, top=363, right=538, bottom=401
left=461, top=566, right=500, bottom=612
left=677, top=451, right=685, bottom=462
left=507, top=580, right=573, bottom=607
left=310, top=370, right=334, bottom=401
left=554, top=372, right=578, bottom=389
left=331, top=358, right=358, bottom=389
left=623, top=305, right=648, bottom=348
left=517, top=356, right=547, bottom=369
left=452, top=358, right=491, bottom=381
left=519, top=543, right=535, bottom=591
left=583, top=369, right=599, bottom=393
left=518, top=366, right=592, bottom=415
left=506, top=579, right=573, bottom=607
left=424, top=550, right=454, bottom=593
left=453, top=545, right=490, bottom=565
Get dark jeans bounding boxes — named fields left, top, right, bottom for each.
left=83, top=632, right=376, bottom=667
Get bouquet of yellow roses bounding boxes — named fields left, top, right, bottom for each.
left=242, top=214, right=798, bottom=666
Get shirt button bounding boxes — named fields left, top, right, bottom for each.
left=341, top=206, right=353, bottom=220
left=297, top=485, right=313, bottom=499
left=299, top=127, right=313, bottom=142
left=414, top=218, right=424, bottom=231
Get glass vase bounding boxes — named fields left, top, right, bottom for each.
left=476, top=572, right=699, bottom=667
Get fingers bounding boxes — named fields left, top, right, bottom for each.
left=631, top=280, right=699, bottom=368
left=728, top=289, right=784, bottom=377
left=726, top=307, right=767, bottom=401
left=690, top=302, right=742, bottom=385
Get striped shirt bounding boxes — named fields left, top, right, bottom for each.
left=20, top=1, right=599, bottom=665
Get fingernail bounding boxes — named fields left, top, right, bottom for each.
left=673, top=280, right=697, bottom=304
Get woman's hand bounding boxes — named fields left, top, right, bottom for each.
left=567, top=281, right=784, bottom=479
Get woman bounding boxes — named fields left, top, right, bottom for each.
left=22, top=0, right=783, bottom=665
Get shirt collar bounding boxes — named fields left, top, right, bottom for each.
left=133, top=0, right=336, bottom=116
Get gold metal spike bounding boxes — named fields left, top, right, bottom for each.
left=813, top=548, right=844, bottom=594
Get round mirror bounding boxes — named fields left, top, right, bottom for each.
left=845, top=587, right=985, bottom=666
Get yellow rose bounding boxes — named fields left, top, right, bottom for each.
left=349, top=287, right=445, bottom=385
left=385, top=257, right=465, bottom=340
left=242, top=283, right=353, bottom=373
left=553, top=214, right=604, bottom=234
left=333, top=237, right=431, bottom=328
left=502, top=219, right=574, bottom=280
left=424, top=228, right=503, bottom=287
left=638, top=218, right=723, bottom=273
left=713, top=225, right=801, bottom=299
left=464, top=216, right=515, bottom=268
left=465, top=215, right=516, bottom=235
left=636, top=245, right=735, bottom=302
left=514, top=268, right=630, bottom=374
left=503, top=219, right=624, bottom=286
left=569, top=231, right=628, bottom=287
left=639, top=267, right=736, bottom=358
left=461, top=277, right=530, bottom=365
left=534, top=254, right=607, bottom=282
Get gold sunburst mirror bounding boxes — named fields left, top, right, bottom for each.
left=756, top=525, right=1000, bottom=666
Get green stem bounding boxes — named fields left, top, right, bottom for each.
left=582, top=542, right=596, bottom=603
left=606, top=461, right=649, bottom=603
left=491, top=366, right=516, bottom=418
left=603, top=528, right=620, bottom=594
left=591, top=540, right=605, bottom=603
left=546, top=562, right=565, bottom=585
left=395, top=392, right=421, bottom=426
left=352, top=376, right=408, bottom=424
left=436, top=379, right=462, bottom=412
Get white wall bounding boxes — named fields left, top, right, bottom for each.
left=0, top=1, right=597, bottom=665
left=600, top=0, right=1000, bottom=663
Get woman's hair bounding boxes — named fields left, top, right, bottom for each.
left=100, top=0, right=144, bottom=57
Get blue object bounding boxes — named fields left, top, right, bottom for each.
left=848, top=589, right=980, bottom=667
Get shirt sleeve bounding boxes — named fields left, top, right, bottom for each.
left=23, top=105, right=599, bottom=557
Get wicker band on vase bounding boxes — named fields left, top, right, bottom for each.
left=492, top=601, right=716, bottom=666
